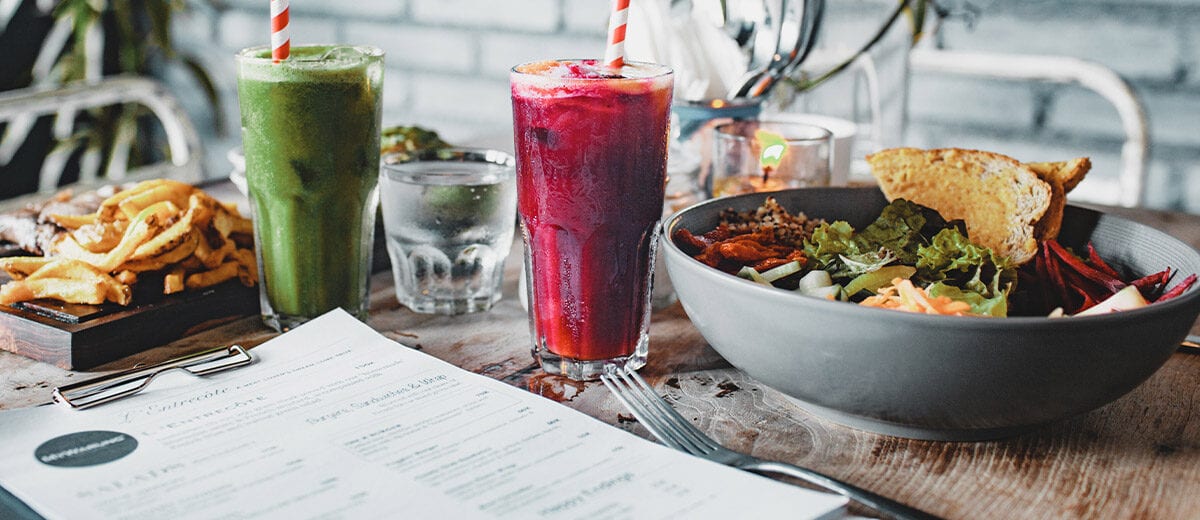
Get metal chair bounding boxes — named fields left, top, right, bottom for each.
left=0, top=76, right=203, bottom=199
left=910, top=48, right=1149, bottom=208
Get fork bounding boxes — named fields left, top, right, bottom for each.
left=601, top=366, right=942, bottom=520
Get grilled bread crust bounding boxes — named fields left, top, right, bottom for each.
left=1026, top=158, right=1092, bottom=242
left=867, top=148, right=1055, bottom=265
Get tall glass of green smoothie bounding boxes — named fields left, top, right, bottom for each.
left=236, top=44, right=383, bottom=331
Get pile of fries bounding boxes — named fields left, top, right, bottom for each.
left=0, top=180, right=257, bottom=306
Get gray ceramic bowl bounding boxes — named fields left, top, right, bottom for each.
left=662, top=187, right=1200, bottom=441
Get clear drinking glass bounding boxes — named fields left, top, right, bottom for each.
left=379, top=148, right=517, bottom=315
left=236, top=44, right=383, bottom=331
left=711, top=120, right=832, bottom=197
left=511, top=59, right=674, bottom=381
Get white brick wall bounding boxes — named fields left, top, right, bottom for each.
left=908, top=75, right=1039, bottom=131
left=478, top=33, right=601, bottom=78
left=347, top=23, right=475, bottom=73
left=938, top=13, right=1182, bottom=80
left=175, top=0, right=1200, bottom=212
left=411, top=0, right=560, bottom=32
left=217, top=10, right=340, bottom=51
left=562, top=0, right=610, bottom=35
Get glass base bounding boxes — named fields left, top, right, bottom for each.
left=261, top=307, right=368, bottom=333
left=400, top=293, right=500, bottom=315
left=533, top=339, right=648, bottom=381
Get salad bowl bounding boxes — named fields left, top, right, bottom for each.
left=661, top=187, right=1200, bottom=441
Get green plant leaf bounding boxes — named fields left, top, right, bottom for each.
left=66, top=2, right=100, bottom=82
left=146, top=0, right=174, bottom=58
left=111, top=0, right=141, bottom=71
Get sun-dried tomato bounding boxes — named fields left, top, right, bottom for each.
left=716, top=240, right=778, bottom=262
left=752, top=256, right=794, bottom=272
left=671, top=228, right=709, bottom=254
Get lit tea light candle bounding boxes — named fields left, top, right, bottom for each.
left=712, top=121, right=833, bottom=198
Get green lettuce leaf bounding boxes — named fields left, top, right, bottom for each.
left=802, top=199, right=1016, bottom=314
left=927, top=282, right=1009, bottom=317
left=804, top=199, right=953, bottom=280
left=853, top=199, right=931, bottom=265
left=915, top=227, right=1018, bottom=317
left=916, top=228, right=1016, bottom=294
left=804, top=220, right=857, bottom=273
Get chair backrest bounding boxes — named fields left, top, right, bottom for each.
left=0, top=76, right=203, bottom=197
left=910, top=48, right=1149, bottom=208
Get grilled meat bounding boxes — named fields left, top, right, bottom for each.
left=0, top=189, right=107, bottom=256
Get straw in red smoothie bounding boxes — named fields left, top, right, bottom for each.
left=604, top=0, right=630, bottom=69
left=270, top=0, right=290, bottom=62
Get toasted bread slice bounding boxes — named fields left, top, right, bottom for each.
left=1026, top=158, right=1091, bottom=242
left=1027, top=157, right=1091, bottom=194
left=867, top=148, right=1051, bottom=265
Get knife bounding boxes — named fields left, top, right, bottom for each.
left=1180, top=334, right=1200, bottom=353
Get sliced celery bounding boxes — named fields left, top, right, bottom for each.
left=843, top=265, right=917, bottom=297
left=759, top=261, right=802, bottom=282
left=737, top=266, right=772, bottom=286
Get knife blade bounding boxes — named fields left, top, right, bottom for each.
left=1180, top=334, right=1200, bottom=353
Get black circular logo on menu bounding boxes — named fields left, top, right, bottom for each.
left=34, top=431, right=138, bottom=468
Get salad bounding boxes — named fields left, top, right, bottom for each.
left=672, top=197, right=1196, bottom=317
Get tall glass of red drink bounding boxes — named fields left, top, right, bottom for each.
left=511, top=59, right=673, bottom=381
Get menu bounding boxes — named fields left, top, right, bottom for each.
left=0, top=309, right=847, bottom=519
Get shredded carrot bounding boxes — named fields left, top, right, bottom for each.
left=859, top=278, right=974, bottom=316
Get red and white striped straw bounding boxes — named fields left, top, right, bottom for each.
left=604, top=0, right=629, bottom=69
left=270, top=0, right=290, bottom=62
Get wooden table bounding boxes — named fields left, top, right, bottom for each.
left=2, top=199, right=1199, bottom=519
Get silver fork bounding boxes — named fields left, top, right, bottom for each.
left=601, top=366, right=942, bottom=520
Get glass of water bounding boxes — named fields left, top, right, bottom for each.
left=379, top=148, right=518, bottom=314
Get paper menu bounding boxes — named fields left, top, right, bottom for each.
left=0, top=309, right=846, bottom=519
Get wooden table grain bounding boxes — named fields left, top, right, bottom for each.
left=2, top=201, right=1199, bottom=519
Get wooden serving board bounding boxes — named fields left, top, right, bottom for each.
left=0, top=217, right=391, bottom=371
left=0, top=279, right=259, bottom=370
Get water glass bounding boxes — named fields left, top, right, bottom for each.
left=711, top=120, right=832, bottom=197
left=379, top=148, right=517, bottom=315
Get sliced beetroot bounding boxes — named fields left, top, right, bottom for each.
left=1157, top=273, right=1198, bottom=303
left=1086, top=243, right=1123, bottom=279
left=1046, top=240, right=1127, bottom=294
left=1130, top=268, right=1170, bottom=300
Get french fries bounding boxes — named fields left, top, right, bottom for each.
left=185, top=261, right=240, bottom=290
left=23, top=258, right=132, bottom=306
left=164, top=267, right=185, bottom=295
left=0, top=257, right=54, bottom=280
left=44, top=212, right=96, bottom=230
left=0, top=279, right=107, bottom=305
left=0, top=180, right=256, bottom=306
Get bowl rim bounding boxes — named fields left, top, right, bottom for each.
left=662, top=187, right=1200, bottom=330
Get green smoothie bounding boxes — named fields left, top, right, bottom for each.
left=236, top=45, right=383, bottom=330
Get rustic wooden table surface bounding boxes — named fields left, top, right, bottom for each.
left=2, top=194, right=1199, bottom=519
